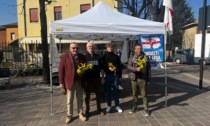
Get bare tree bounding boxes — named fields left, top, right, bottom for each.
left=114, top=0, right=151, bottom=19
left=16, top=0, right=54, bottom=84
left=148, top=0, right=165, bottom=22
left=39, top=0, right=53, bottom=84
left=114, top=0, right=164, bottom=21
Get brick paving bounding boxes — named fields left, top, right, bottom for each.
left=0, top=65, right=210, bottom=126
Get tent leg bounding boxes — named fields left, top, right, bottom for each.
left=164, top=34, right=168, bottom=107
left=164, top=62, right=167, bottom=107
left=50, top=34, right=53, bottom=115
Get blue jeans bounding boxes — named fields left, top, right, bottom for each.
left=105, top=74, right=119, bottom=107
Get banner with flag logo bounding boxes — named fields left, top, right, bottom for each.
left=138, top=34, right=164, bottom=62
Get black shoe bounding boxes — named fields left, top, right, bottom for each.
left=85, top=111, right=90, bottom=117
left=97, top=110, right=105, bottom=115
left=129, top=107, right=137, bottom=113
left=144, top=108, right=149, bottom=117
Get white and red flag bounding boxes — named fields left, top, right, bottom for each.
left=163, top=0, right=173, bottom=35
left=141, top=37, right=161, bottom=49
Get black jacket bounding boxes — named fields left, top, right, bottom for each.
left=102, top=52, right=122, bottom=78
left=85, top=52, right=102, bottom=79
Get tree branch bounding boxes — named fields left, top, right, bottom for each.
left=136, top=0, right=153, bottom=18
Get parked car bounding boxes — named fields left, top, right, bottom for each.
left=173, top=49, right=194, bottom=64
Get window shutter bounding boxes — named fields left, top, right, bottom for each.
left=30, top=8, right=38, bottom=22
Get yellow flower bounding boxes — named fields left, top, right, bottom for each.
left=108, top=62, right=116, bottom=72
left=136, top=57, right=147, bottom=69
left=87, top=64, right=93, bottom=69
left=77, top=63, right=93, bottom=76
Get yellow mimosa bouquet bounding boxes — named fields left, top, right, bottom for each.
left=136, top=57, right=147, bottom=69
left=77, top=63, right=93, bottom=76
left=108, top=62, right=116, bottom=72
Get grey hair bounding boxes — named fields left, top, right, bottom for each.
left=86, top=41, right=94, bottom=48
left=70, top=42, right=78, bottom=47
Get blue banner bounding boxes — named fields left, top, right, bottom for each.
left=138, top=34, right=164, bottom=62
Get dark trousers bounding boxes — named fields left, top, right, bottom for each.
left=85, top=78, right=102, bottom=112
left=105, top=74, right=120, bottom=107
left=131, top=78, right=148, bottom=109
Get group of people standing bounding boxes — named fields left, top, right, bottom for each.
left=59, top=42, right=151, bottom=124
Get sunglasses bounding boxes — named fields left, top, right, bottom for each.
left=71, top=47, right=79, bottom=49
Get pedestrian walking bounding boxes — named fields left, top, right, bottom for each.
left=127, top=44, right=151, bottom=116
left=59, top=42, right=87, bottom=124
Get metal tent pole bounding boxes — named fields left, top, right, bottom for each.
left=49, top=34, right=53, bottom=115
left=164, top=34, right=168, bottom=107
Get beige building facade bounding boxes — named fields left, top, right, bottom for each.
left=182, top=20, right=210, bottom=49
left=182, top=20, right=199, bottom=49
left=17, top=0, right=121, bottom=41
left=17, top=0, right=123, bottom=57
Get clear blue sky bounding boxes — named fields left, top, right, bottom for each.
left=188, top=0, right=210, bottom=20
left=0, top=0, right=17, bottom=25
left=0, top=0, right=210, bottom=25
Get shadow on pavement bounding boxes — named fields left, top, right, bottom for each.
left=119, top=76, right=209, bottom=113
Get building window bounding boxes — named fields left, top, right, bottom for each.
left=54, top=6, right=62, bottom=20
left=80, top=4, right=90, bottom=13
left=10, top=33, right=15, bottom=40
left=29, top=8, right=38, bottom=22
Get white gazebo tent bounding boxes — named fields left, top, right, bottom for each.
left=50, top=1, right=165, bottom=39
left=49, top=1, right=167, bottom=115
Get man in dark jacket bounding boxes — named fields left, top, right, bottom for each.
left=102, top=43, right=123, bottom=113
left=127, top=44, right=151, bottom=116
left=84, top=41, right=104, bottom=117
left=59, top=42, right=87, bottom=124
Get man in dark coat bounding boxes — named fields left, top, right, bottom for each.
left=84, top=41, right=105, bottom=117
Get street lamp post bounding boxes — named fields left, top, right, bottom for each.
left=199, top=0, right=207, bottom=89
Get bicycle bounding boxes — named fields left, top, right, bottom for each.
left=9, top=61, right=39, bottom=77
